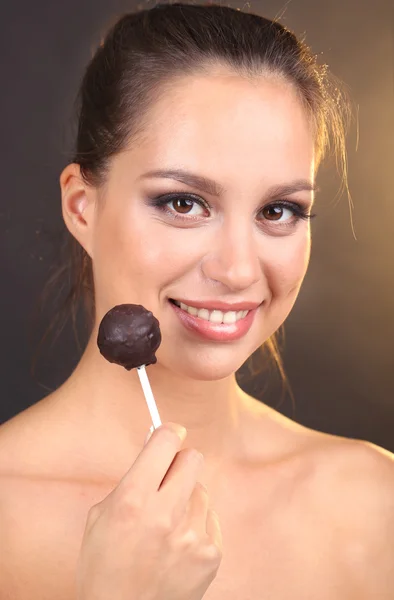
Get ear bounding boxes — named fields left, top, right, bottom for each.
left=60, top=163, right=96, bottom=258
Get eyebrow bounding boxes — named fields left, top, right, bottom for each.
left=138, top=168, right=318, bottom=198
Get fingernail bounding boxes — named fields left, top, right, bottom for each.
left=166, top=422, right=187, bottom=442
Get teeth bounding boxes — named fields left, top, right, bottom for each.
left=209, top=310, right=224, bottom=323
left=173, top=300, right=249, bottom=324
left=197, top=308, right=210, bottom=320
left=222, top=311, right=237, bottom=324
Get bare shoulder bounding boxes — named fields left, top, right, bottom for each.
left=305, top=434, right=394, bottom=598
left=0, top=469, right=108, bottom=600
left=246, top=393, right=394, bottom=491
left=310, top=433, right=394, bottom=512
left=241, top=397, right=394, bottom=597
left=0, top=403, right=110, bottom=600
left=0, top=397, right=53, bottom=474
left=270, top=407, right=394, bottom=523
left=0, top=390, right=97, bottom=480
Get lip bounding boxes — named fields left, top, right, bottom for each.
left=169, top=300, right=260, bottom=342
left=171, top=298, right=262, bottom=311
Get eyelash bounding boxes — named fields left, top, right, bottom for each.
left=147, top=192, right=316, bottom=228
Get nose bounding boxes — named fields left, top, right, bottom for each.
left=201, top=218, right=261, bottom=292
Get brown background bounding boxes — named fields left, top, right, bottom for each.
left=1, top=0, right=393, bottom=451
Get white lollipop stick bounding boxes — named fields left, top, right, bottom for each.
left=137, top=365, right=162, bottom=430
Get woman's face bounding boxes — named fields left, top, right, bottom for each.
left=89, top=70, right=316, bottom=380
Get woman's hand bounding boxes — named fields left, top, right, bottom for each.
left=76, top=423, right=223, bottom=600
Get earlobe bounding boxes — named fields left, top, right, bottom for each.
left=60, top=163, right=95, bottom=258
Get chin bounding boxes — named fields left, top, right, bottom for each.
left=174, top=363, right=239, bottom=381
left=162, top=362, right=240, bottom=382
left=154, top=343, right=257, bottom=382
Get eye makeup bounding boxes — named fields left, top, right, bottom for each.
left=145, top=191, right=316, bottom=230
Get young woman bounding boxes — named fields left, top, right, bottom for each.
left=0, top=3, right=393, bottom=599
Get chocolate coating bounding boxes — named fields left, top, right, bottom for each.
left=97, top=304, right=161, bottom=370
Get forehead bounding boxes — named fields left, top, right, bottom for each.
left=120, top=70, right=314, bottom=185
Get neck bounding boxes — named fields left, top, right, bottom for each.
left=59, top=332, right=252, bottom=468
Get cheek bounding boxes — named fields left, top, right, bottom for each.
left=92, top=206, right=206, bottom=307
left=256, top=230, right=310, bottom=337
left=265, top=230, right=311, bottom=298
left=114, top=220, right=205, bottom=277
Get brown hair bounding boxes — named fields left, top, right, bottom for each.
left=36, top=1, right=350, bottom=409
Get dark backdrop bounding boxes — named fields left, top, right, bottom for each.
left=1, top=0, right=393, bottom=452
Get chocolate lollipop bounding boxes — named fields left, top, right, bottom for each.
left=97, top=304, right=162, bottom=429
left=97, top=304, right=161, bottom=370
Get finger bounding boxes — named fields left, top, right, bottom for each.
left=206, top=508, right=223, bottom=552
left=184, top=482, right=210, bottom=537
left=115, top=423, right=187, bottom=501
left=157, top=449, right=204, bottom=519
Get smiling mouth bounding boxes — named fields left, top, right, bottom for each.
left=169, top=299, right=249, bottom=324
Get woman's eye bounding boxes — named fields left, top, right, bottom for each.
left=261, top=204, right=292, bottom=222
left=149, top=194, right=210, bottom=218
left=258, top=202, right=311, bottom=226
left=169, top=197, right=205, bottom=216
